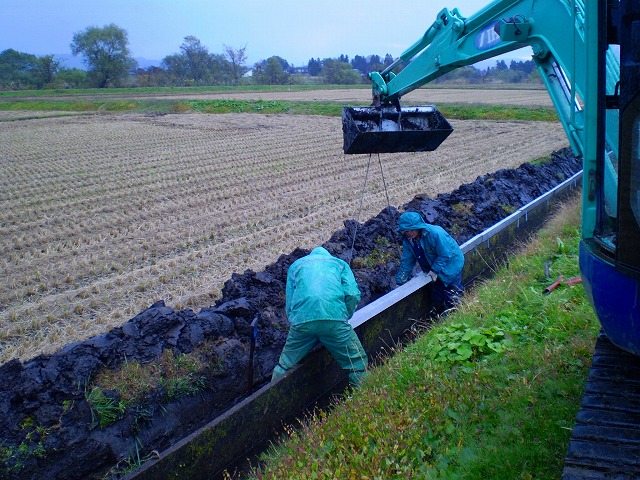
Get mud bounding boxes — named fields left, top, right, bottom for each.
left=0, top=148, right=581, bottom=480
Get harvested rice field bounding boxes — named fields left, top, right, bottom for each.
left=0, top=88, right=568, bottom=363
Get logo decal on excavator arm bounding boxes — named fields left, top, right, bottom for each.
left=474, top=21, right=501, bottom=50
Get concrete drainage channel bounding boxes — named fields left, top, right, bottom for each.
left=126, top=172, right=583, bottom=480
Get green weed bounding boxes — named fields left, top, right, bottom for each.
left=85, top=386, right=127, bottom=429
left=86, top=348, right=211, bottom=429
left=439, top=104, right=558, bottom=122
left=351, top=236, right=399, bottom=269
left=426, top=322, right=515, bottom=364
left=0, top=420, right=50, bottom=474
left=105, top=436, right=161, bottom=477
left=452, top=201, right=474, bottom=216
left=501, top=203, right=517, bottom=215
left=0, top=94, right=556, bottom=121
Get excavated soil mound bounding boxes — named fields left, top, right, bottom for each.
left=0, top=149, right=581, bottom=480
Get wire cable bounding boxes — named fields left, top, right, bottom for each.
left=348, top=154, right=373, bottom=265
left=377, top=152, right=394, bottom=222
left=349, top=153, right=397, bottom=265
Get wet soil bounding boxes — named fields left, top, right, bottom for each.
left=0, top=149, right=581, bottom=480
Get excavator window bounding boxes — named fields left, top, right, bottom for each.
left=615, top=0, right=640, bottom=274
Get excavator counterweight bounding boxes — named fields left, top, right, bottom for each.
left=342, top=105, right=454, bottom=154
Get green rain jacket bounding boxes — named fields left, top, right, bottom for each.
left=286, top=247, right=361, bottom=326
left=396, top=212, right=464, bottom=286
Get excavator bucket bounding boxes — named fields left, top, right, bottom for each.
left=342, top=105, right=453, bottom=154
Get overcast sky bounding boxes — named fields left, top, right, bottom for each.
left=0, top=0, right=530, bottom=68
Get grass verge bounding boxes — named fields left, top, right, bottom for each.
left=0, top=98, right=558, bottom=122
left=245, top=192, right=599, bottom=479
left=0, top=83, right=545, bottom=99
left=0, top=84, right=367, bottom=98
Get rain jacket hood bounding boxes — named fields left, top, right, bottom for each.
left=396, top=212, right=464, bottom=286
left=285, top=247, right=361, bottom=326
left=397, top=211, right=430, bottom=232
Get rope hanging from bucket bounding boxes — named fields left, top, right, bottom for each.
left=348, top=153, right=393, bottom=265
left=377, top=153, right=393, bottom=217
left=376, top=153, right=399, bottom=244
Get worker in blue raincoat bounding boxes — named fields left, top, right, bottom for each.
left=396, top=211, right=465, bottom=313
left=272, top=246, right=368, bottom=386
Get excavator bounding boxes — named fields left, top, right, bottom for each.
left=343, top=1, right=640, bottom=475
left=343, top=0, right=640, bottom=357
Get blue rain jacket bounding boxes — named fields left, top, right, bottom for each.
left=396, top=212, right=464, bottom=286
left=286, top=247, right=361, bottom=326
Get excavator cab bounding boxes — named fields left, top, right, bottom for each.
left=342, top=105, right=453, bottom=154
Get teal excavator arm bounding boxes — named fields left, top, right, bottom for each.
left=371, top=1, right=618, bottom=161
left=346, top=0, right=619, bottom=218
left=345, top=0, right=640, bottom=357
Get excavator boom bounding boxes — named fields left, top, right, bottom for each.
left=342, top=0, right=640, bottom=372
left=342, top=0, right=619, bottom=164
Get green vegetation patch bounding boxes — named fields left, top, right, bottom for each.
left=0, top=93, right=557, bottom=121
left=351, top=236, right=400, bottom=269
left=0, top=84, right=365, bottom=98
left=0, top=99, right=141, bottom=112
left=452, top=201, right=474, bottom=217
left=187, top=99, right=292, bottom=114
left=86, top=348, right=213, bottom=429
left=0, top=98, right=346, bottom=116
left=248, top=194, right=599, bottom=480
left=0, top=418, right=51, bottom=474
left=439, top=104, right=558, bottom=122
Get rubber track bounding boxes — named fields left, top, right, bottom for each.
left=563, top=331, right=640, bottom=479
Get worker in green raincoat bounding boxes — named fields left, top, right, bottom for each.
left=396, top=211, right=464, bottom=313
left=271, top=246, right=368, bottom=386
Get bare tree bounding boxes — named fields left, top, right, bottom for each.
left=36, top=55, right=61, bottom=87
left=180, top=36, right=211, bottom=85
left=224, top=44, right=248, bottom=85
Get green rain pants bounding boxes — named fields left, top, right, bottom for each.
left=272, top=320, right=368, bottom=386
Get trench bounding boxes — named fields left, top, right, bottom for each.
left=126, top=170, right=583, bottom=480
left=0, top=149, right=582, bottom=480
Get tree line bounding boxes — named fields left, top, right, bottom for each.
left=0, top=23, right=540, bottom=90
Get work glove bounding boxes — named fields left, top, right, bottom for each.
left=396, top=271, right=410, bottom=286
left=427, top=270, right=438, bottom=282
